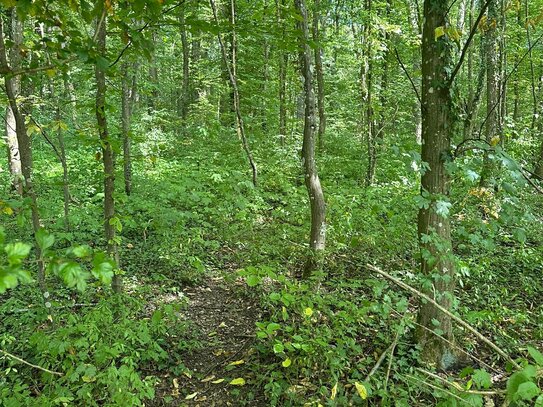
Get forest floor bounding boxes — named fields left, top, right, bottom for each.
left=150, top=275, right=265, bottom=406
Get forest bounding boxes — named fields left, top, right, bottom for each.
left=0, top=0, right=542, bottom=405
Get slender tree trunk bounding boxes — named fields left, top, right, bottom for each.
left=121, top=61, right=137, bottom=196
left=480, top=0, right=499, bottom=187
left=54, top=102, right=71, bottom=231
left=148, top=29, right=159, bottom=113
left=417, top=0, right=456, bottom=369
left=513, top=6, right=522, bottom=121
left=277, top=0, right=288, bottom=145
left=210, top=0, right=258, bottom=187
left=463, top=37, right=485, bottom=140
left=180, top=6, right=190, bottom=127
left=4, top=9, right=23, bottom=194
left=532, top=71, right=543, bottom=178
left=95, top=9, right=121, bottom=293
left=295, top=0, right=326, bottom=279
left=525, top=0, right=537, bottom=130
left=0, top=14, right=45, bottom=290
left=312, top=0, right=326, bottom=150
left=363, top=0, right=377, bottom=186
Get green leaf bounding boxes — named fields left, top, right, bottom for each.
left=472, top=369, right=492, bottom=389
left=71, top=245, right=93, bottom=258
left=36, top=227, right=55, bottom=251
left=273, top=343, right=284, bottom=353
left=5, top=242, right=31, bottom=265
left=246, top=275, right=261, bottom=287
left=517, top=382, right=540, bottom=401
left=229, top=378, right=245, bottom=386
left=282, top=358, right=291, bottom=368
left=528, top=346, right=543, bottom=366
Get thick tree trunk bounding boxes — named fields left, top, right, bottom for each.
left=295, top=0, right=326, bottom=279
left=210, top=0, right=257, bottom=187
left=480, top=0, right=499, bottom=187
left=312, top=0, right=326, bottom=150
left=0, top=14, right=45, bottom=290
left=417, top=0, right=456, bottom=369
left=95, top=10, right=121, bottom=293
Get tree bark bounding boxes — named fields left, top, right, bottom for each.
left=480, top=0, right=499, bottom=187
left=0, top=13, right=45, bottom=290
left=417, top=0, right=456, bottom=369
left=121, top=61, right=137, bottom=196
left=95, top=9, right=121, bottom=293
left=180, top=6, right=190, bottom=127
left=312, top=0, right=326, bottom=150
left=294, top=0, right=326, bottom=278
left=363, top=0, right=377, bottom=186
left=277, top=0, right=288, bottom=145
left=4, top=9, right=23, bottom=194
left=210, top=0, right=258, bottom=187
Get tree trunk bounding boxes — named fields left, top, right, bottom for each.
left=210, top=0, right=258, bottom=187
left=417, top=0, right=457, bottom=369
left=4, top=9, right=23, bottom=194
left=180, top=6, right=190, bottom=127
left=463, top=37, right=485, bottom=141
left=363, top=0, right=377, bottom=186
left=0, top=13, right=45, bottom=290
left=95, top=10, right=121, bottom=293
left=312, top=0, right=326, bottom=150
left=121, top=61, right=137, bottom=196
left=148, top=29, right=159, bottom=113
left=294, top=0, right=326, bottom=279
left=277, top=0, right=288, bottom=145
left=480, top=0, right=499, bottom=187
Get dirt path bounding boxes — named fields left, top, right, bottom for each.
left=151, top=276, right=265, bottom=406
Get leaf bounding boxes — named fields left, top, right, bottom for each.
left=211, top=378, right=225, bottom=384
left=435, top=200, right=452, bottom=217
left=517, top=382, right=540, bottom=401
left=201, top=375, right=215, bottom=382
left=5, top=242, right=31, bottom=265
left=246, top=275, right=261, bottom=287
left=36, top=228, right=55, bottom=251
left=354, top=382, right=368, bottom=400
left=331, top=382, right=338, bottom=400
left=282, top=358, right=291, bottom=368
left=528, top=346, right=543, bottom=366
left=72, top=245, right=92, bottom=258
left=228, top=360, right=245, bottom=366
left=273, top=343, right=284, bottom=353
left=490, top=135, right=500, bottom=146
left=472, top=369, right=492, bottom=389
left=185, top=392, right=198, bottom=400
left=229, top=378, right=245, bottom=386
left=435, top=26, right=445, bottom=41
left=304, top=307, right=313, bottom=317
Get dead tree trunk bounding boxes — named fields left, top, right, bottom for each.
left=295, top=0, right=326, bottom=278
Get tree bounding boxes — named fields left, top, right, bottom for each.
left=416, top=0, right=457, bottom=368
left=4, top=9, right=23, bottom=194
left=94, top=6, right=121, bottom=293
left=295, top=0, right=326, bottom=278
left=312, top=0, right=326, bottom=150
left=0, top=10, right=46, bottom=290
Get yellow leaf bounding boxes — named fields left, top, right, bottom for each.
left=182, top=371, right=192, bottom=378
left=211, top=378, right=225, bottom=384
left=435, top=26, right=445, bottom=41
left=185, top=392, right=198, bottom=400
left=282, top=358, right=292, bottom=368
left=354, top=382, right=367, bottom=400
left=331, top=382, right=338, bottom=400
left=2, top=206, right=13, bottom=215
left=228, top=360, right=245, bottom=366
left=229, top=377, right=246, bottom=386
left=46, top=68, right=56, bottom=78
left=201, top=375, right=215, bottom=382
left=490, top=136, right=500, bottom=146
left=304, top=307, right=313, bottom=317
left=173, top=378, right=179, bottom=388
left=82, top=375, right=96, bottom=383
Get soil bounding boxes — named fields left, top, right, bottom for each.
left=150, top=276, right=266, bottom=406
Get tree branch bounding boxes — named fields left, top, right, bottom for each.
left=1, top=349, right=63, bottom=376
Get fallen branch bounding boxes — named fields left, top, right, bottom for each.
left=416, top=367, right=505, bottom=395
left=0, top=349, right=63, bottom=376
left=365, top=344, right=394, bottom=382
left=365, top=264, right=521, bottom=370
